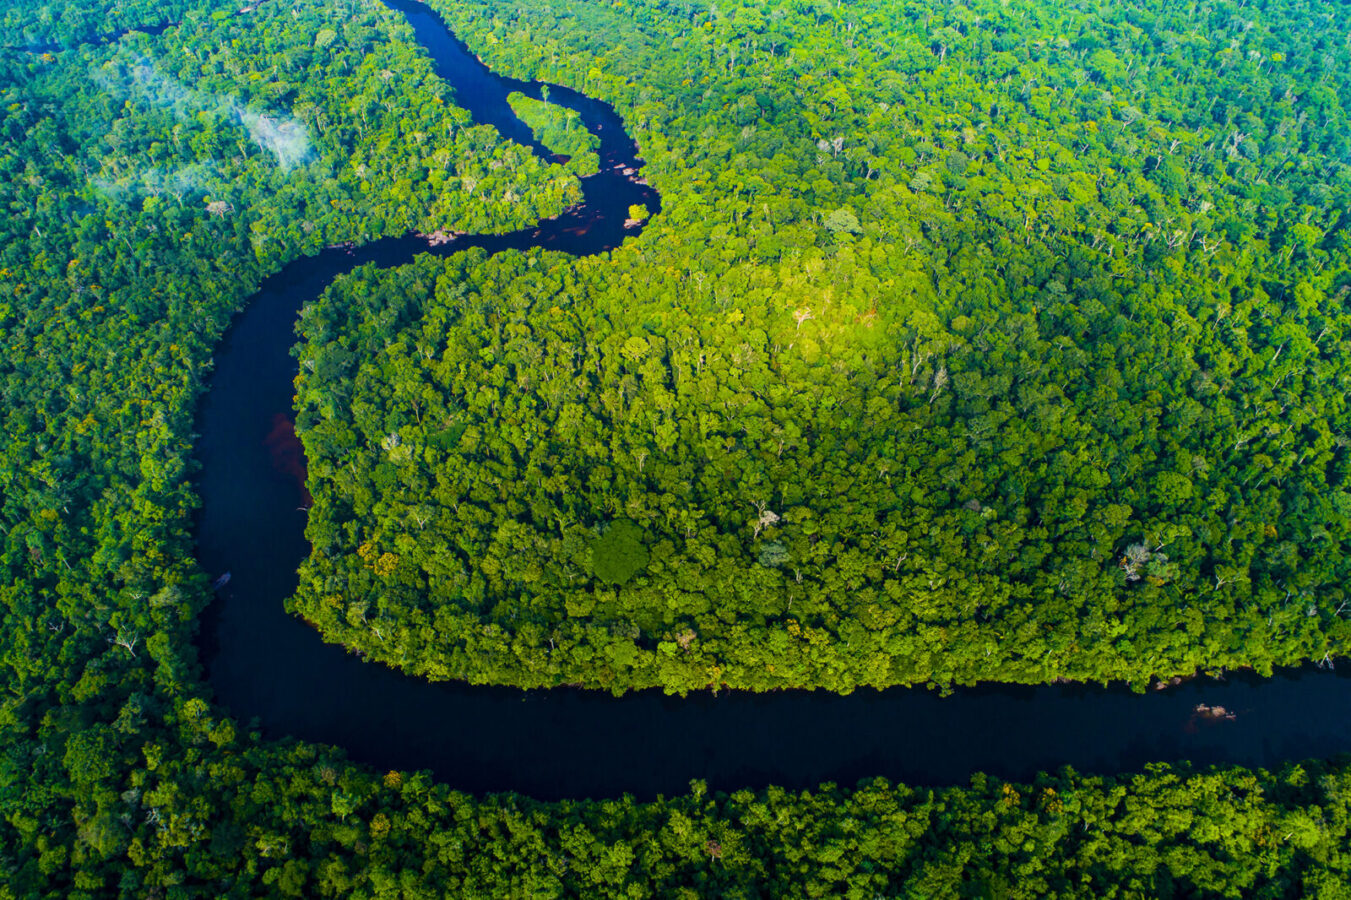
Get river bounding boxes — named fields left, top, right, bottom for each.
left=192, top=0, right=1351, bottom=801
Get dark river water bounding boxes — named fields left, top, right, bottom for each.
left=193, top=0, right=1351, bottom=801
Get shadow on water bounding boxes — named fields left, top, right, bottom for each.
left=193, top=0, right=1351, bottom=801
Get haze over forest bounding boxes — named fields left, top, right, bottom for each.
left=2, top=0, right=1350, bottom=895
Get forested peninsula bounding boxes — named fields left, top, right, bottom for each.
left=293, top=0, right=1351, bottom=694
left=2, top=0, right=1350, bottom=896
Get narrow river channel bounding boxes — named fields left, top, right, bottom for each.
left=193, top=0, right=1351, bottom=801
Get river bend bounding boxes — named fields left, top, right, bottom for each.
left=193, top=0, right=1351, bottom=801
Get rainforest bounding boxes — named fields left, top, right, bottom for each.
left=2, top=0, right=1351, bottom=895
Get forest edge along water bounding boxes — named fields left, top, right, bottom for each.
left=192, top=0, right=1351, bottom=802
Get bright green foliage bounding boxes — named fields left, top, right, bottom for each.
left=0, top=0, right=579, bottom=891
left=293, top=0, right=1351, bottom=694
left=0, top=0, right=578, bottom=734
left=0, top=0, right=207, bottom=47
left=507, top=90, right=600, bottom=175
left=3, top=0, right=1351, bottom=894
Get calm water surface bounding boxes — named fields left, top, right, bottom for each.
left=193, top=0, right=1351, bottom=801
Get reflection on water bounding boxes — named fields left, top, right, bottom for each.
left=192, top=0, right=1351, bottom=801
left=264, top=414, right=310, bottom=508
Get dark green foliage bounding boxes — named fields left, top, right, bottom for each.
left=592, top=519, right=650, bottom=586
left=3, top=0, right=1351, bottom=894
left=0, top=0, right=580, bottom=726
left=9, top=751, right=1351, bottom=897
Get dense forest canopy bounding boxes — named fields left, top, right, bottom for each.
left=2, top=0, right=1350, bottom=894
left=507, top=90, right=601, bottom=176
left=291, top=0, right=1351, bottom=694
left=0, top=0, right=204, bottom=48
left=0, top=0, right=580, bottom=780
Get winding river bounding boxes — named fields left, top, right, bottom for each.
left=194, top=0, right=1351, bottom=801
